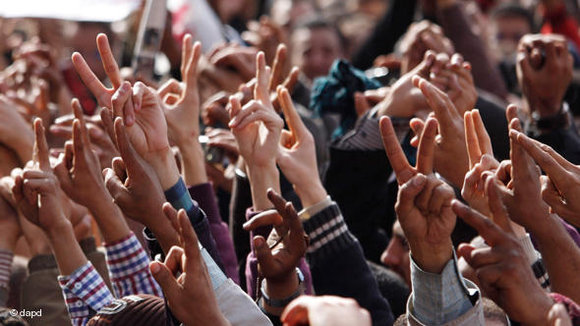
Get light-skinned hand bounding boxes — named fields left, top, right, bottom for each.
left=276, top=87, right=326, bottom=207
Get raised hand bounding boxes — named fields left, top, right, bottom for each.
left=158, top=35, right=202, bottom=144
left=71, top=33, right=122, bottom=108
left=517, top=34, right=572, bottom=118
left=409, top=76, right=468, bottom=188
left=381, top=116, right=455, bottom=273
left=513, top=131, right=580, bottom=228
left=281, top=295, right=371, bottom=326
left=276, top=87, right=326, bottom=207
left=461, top=109, right=499, bottom=216
left=149, top=208, right=229, bottom=326
left=493, top=116, right=550, bottom=233
left=12, top=119, right=68, bottom=234
left=243, top=189, right=308, bottom=284
left=53, top=99, right=129, bottom=243
left=109, top=81, right=179, bottom=189
left=228, top=52, right=283, bottom=168
left=54, top=99, right=107, bottom=210
left=452, top=199, right=554, bottom=325
left=103, top=118, right=173, bottom=251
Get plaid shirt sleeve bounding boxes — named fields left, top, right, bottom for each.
left=104, top=232, right=163, bottom=299
left=58, top=262, right=114, bottom=326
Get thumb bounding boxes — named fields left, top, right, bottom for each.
left=396, top=174, right=427, bottom=214
left=103, top=168, right=131, bottom=206
left=150, top=261, right=180, bottom=298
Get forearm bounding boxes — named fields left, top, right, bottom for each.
left=148, top=147, right=181, bottom=191
left=89, top=195, right=132, bottom=244
left=302, top=202, right=394, bottom=325
left=178, top=138, right=208, bottom=186
left=531, top=214, right=580, bottom=303
left=246, top=163, right=280, bottom=211
left=47, top=222, right=88, bottom=276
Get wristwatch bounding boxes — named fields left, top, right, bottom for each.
left=260, top=268, right=304, bottom=308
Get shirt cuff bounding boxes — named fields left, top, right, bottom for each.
left=105, top=232, right=150, bottom=280
left=410, top=251, right=476, bottom=325
left=58, top=262, right=114, bottom=319
left=0, top=249, right=13, bottom=290
left=298, top=196, right=332, bottom=221
left=164, top=177, right=202, bottom=224
left=200, top=243, right=227, bottom=290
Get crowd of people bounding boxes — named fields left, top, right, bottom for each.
left=0, top=0, right=580, bottom=325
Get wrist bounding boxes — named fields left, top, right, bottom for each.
left=0, top=235, right=18, bottom=252
left=178, top=138, right=208, bottom=186
left=409, top=240, right=453, bottom=274
left=46, top=220, right=74, bottom=241
left=262, top=268, right=303, bottom=315
left=295, top=182, right=327, bottom=208
left=247, top=164, right=280, bottom=211
left=529, top=98, right=563, bottom=119
left=147, top=147, right=181, bottom=190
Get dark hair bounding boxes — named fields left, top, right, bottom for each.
left=292, top=16, right=348, bottom=50
left=492, top=4, right=535, bottom=32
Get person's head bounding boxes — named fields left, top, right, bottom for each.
left=290, top=18, right=345, bottom=81
left=380, top=220, right=411, bottom=287
left=491, top=4, right=534, bottom=61
left=270, top=0, right=318, bottom=30
left=87, top=294, right=166, bottom=325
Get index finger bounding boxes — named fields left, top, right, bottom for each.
left=254, top=51, right=271, bottom=105
left=380, top=116, right=415, bottom=184
left=269, top=44, right=287, bottom=92
left=472, top=109, right=493, bottom=156
left=177, top=209, right=202, bottom=267
left=72, top=52, right=108, bottom=104
left=464, top=111, right=481, bottom=168
left=71, top=99, right=90, bottom=146
left=414, top=76, right=459, bottom=136
left=485, top=176, right=513, bottom=233
left=96, top=33, right=121, bottom=89
left=278, top=86, right=307, bottom=140
left=33, top=118, right=50, bottom=171
left=415, top=117, right=437, bottom=175
left=512, top=131, right=570, bottom=188
left=451, top=199, right=506, bottom=246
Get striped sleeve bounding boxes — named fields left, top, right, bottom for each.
left=0, top=249, right=12, bottom=290
left=302, top=203, right=358, bottom=265
left=104, top=232, right=163, bottom=299
left=58, top=262, right=114, bottom=326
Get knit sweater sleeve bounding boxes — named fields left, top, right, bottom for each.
left=302, top=202, right=394, bottom=326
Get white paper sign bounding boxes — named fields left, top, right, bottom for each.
left=0, top=0, right=142, bottom=22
